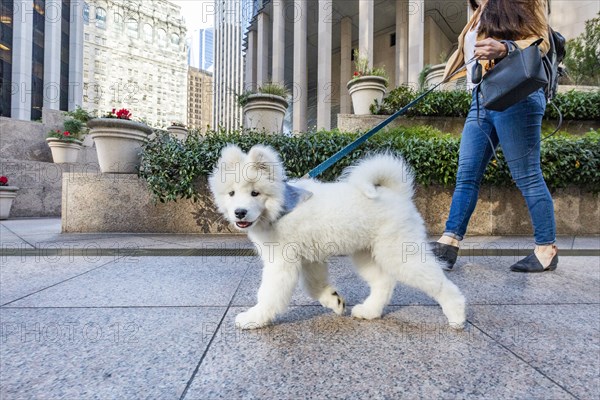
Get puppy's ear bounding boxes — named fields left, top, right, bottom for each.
left=219, top=145, right=245, bottom=166
left=247, top=145, right=285, bottom=181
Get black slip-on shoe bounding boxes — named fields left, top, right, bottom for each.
left=430, top=242, right=459, bottom=271
left=510, top=252, right=558, bottom=273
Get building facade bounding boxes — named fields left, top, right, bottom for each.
left=1, top=0, right=84, bottom=121
left=213, top=0, right=257, bottom=131
left=244, top=0, right=600, bottom=133
left=188, top=27, right=214, bottom=73
left=82, top=0, right=187, bottom=127
left=187, top=66, right=213, bottom=131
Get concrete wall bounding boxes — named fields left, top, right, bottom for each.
left=336, top=114, right=599, bottom=135
left=62, top=173, right=599, bottom=235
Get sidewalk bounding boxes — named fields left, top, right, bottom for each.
left=1, top=218, right=599, bottom=399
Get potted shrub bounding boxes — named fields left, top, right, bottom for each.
left=240, top=83, right=289, bottom=134
left=88, top=108, right=153, bottom=174
left=46, top=127, right=83, bottom=163
left=0, top=176, right=18, bottom=220
left=347, top=50, right=389, bottom=115
left=167, top=121, right=189, bottom=140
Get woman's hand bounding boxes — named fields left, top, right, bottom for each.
left=474, top=38, right=508, bottom=60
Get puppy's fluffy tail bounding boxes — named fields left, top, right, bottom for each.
left=343, top=154, right=415, bottom=200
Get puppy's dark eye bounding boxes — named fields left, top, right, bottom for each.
left=229, top=191, right=235, bottom=197
left=251, top=191, right=260, bottom=197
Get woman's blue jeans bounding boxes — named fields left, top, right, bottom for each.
left=443, top=88, right=556, bottom=245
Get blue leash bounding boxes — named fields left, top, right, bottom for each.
left=305, top=63, right=472, bottom=179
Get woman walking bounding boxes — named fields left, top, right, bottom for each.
left=432, top=0, right=558, bottom=273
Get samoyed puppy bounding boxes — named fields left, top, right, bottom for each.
left=209, top=144, right=466, bottom=330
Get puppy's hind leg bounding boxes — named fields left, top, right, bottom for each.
left=351, top=251, right=396, bottom=320
left=383, top=253, right=466, bottom=329
left=301, top=261, right=345, bottom=315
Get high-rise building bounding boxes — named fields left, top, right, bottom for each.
left=82, top=0, right=187, bottom=127
left=213, top=0, right=257, bottom=131
left=188, top=28, right=214, bottom=73
left=1, top=0, right=84, bottom=120
left=187, top=66, right=213, bottom=132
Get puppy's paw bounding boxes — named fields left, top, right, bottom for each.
left=351, top=303, right=382, bottom=320
left=235, top=310, right=271, bottom=330
left=319, top=289, right=346, bottom=315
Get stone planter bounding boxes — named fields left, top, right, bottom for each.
left=88, top=118, right=152, bottom=174
left=0, top=186, right=19, bottom=220
left=46, top=138, right=82, bottom=163
left=167, top=125, right=188, bottom=141
left=347, top=76, right=388, bottom=115
left=243, top=94, right=288, bottom=134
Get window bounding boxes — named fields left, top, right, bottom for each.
left=171, top=33, right=180, bottom=46
left=83, top=3, right=89, bottom=24
left=95, top=7, right=106, bottom=29
left=126, top=19, right=139, bottom=38
left=143, top=24, right=153, bottom=42
left=114, top=13, right=123, bottom=30
left=157, top=28, right=167, bottom=45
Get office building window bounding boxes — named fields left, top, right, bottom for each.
left=60, top=0, right=70, bottom=111
left=127, top=19, right=139, bottom=38
left=95, top=7, right=106, bottom=29
left=143, top=23, right=153, bottom=42
left=31, top=0, right=45, bottom=120
left=0, top=0, right=13, bottom=116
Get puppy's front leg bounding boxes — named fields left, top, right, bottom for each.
left=236, top=259, right=301, bottom=329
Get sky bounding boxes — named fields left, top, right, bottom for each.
left=172, top=0, right=215, bottom=33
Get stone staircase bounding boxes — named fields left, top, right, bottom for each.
left=0, top=110, right=99, bottom=218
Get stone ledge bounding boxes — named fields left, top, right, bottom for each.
left=336, top=114, right=599, bottom=135
left=62, top=173, right=599, bottom=235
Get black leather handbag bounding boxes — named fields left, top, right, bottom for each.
left=478, top=39, right=548, bottom=111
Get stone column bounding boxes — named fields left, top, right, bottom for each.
left=339, top=16, right=352, bottom=114
left=293, top=0, right=307, bottom=133
left=272, top=0, right=285, bottom=86
left=407, top=0, right=424, bottom=88
left=257, top=12, right=270, bottom=87
left=69, top=0, right=85, bottom=110
left=11, top=0, right=34, bottom=120
left=43, top=0, right=63, bottom=111
left=317, top=0, right=332, bottom=130
left=396, top=0, right=409, bottom=86
left=245, top=30, right=257, bottom=91
left=359, top=0, right=374, bottom=68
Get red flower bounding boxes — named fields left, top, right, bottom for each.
left=112, top=108, right=116, bottom=114
left=63, top=131, right=71, bottom=136
left=115, top=108, right=132, bottom=120
left=0, top=176, right=8, bottom=186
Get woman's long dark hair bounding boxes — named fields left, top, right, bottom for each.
left=479, top=0, right=547, bottom=40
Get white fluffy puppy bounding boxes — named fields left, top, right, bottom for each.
left=209, top=144, right=466, bottom=329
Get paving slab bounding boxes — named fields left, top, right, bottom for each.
left=232, top=256, right=600, bottom=308
left=470, top=304, right=600, bottom=399
left=6, top=256, right=256, bottom=308
left=573, top=235, right=600, bottom=250
left=1, top=218, right=62, bottom=236
left=0, top=307, right=226, bottom=399
left=458, top=235, right=575, bottom=251
left=0, top=225, right=34, bottom=249
left=183, top=306, right=573, bottom=399
left=0, top=257, right=118, bottom=306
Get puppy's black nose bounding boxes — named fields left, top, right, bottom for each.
left=235, top=209, right=247, bottom=219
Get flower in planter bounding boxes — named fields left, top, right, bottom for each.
left=237, top=83, right=290, bottom=107
left=104, top=108, right=132, bottom=120
left=351, top=49, right=388, bottom=84
left=47, top=129, right=82, bottom=143
left=0, top=176, right=8, bottom=186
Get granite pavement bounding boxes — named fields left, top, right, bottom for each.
left=1, top=219, right=598, bottom=399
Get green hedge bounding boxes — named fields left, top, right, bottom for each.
left=139, top=128, right=600, bottom=203
left=373, top=87, right=600, bottom=120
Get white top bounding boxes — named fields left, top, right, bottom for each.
left=464, top=22, right=480, bottom=90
